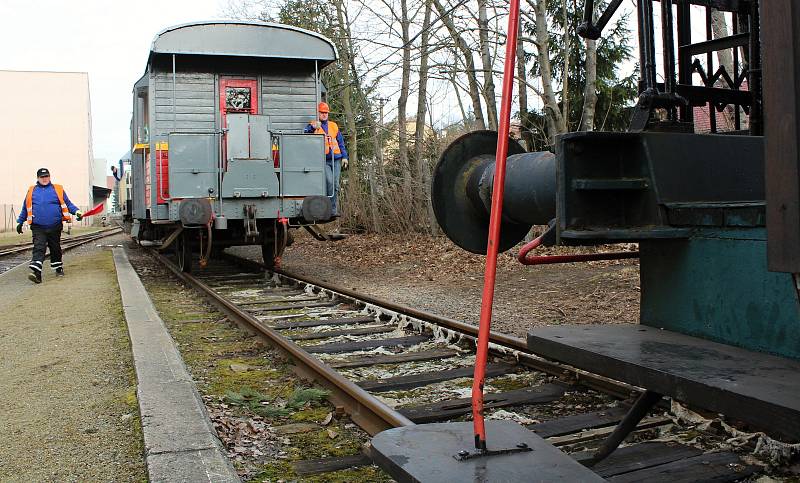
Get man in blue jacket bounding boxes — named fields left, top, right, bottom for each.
left=16, top=168, right=83, bottom=283
left=305, top=102, right=348, bottom=217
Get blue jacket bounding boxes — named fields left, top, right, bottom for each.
left=17, top=183, right=79, bottom=228
left=304, top=120, right=349, bottom=162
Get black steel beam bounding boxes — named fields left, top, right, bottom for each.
left=653, top=0, right=745, bottom=12
left=676, top=84, right=751, bottom=106
left=679, top=32, right=749, bottom=56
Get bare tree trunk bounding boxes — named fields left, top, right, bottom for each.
left=434, top=0, right=486, bottom=130
left=579, top=38, right=598, bottom=131
left=710, top=9, right=737, bottom=129
left=447, top=55, right=469, bottom=123
left=516, top=16, right=534, bottom=149
left=367, top=155, right=381, bottom=232
left=711, top=10, right=734, bottom=77
left=561, top=0, right=570, bottom=130
left=415, top=0, right=437, bottom=234
left=378, top=98, right=388, bottom=181
left=398, top=0, right=412, bottom=203
left=478, top=0, right=499, bottom=129
left=334, top=0, right=358, bottom=169
left=529, top=0, right=567, bottom=141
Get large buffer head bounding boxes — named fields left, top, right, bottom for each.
left=431, top=130, right=556, bottom=254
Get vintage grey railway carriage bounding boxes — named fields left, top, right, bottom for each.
left=129, top=21, right=336, bottom=271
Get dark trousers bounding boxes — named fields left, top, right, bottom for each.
left=30, top=224, right=63, bottom=273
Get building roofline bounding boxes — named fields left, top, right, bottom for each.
left=0, top=69, right=88, bottom=76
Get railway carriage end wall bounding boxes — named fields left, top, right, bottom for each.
left=137, top=58, right=320, bottom=221
left=149, top=58, right=318, bottom=137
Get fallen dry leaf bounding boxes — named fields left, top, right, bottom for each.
left=229, top=363, right=251, bottom=373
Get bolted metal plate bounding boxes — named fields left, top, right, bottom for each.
left=301, top=195, right=332, bottom=222
left=431, top=130, right=530, bottom=254
left=370, top=421, right=604, bottom=483
left=179, top=198, right=213, bottom=226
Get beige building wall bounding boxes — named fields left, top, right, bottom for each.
left=0, top=71, right=93, bottom=216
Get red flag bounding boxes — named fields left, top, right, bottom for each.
left=81, top=202, right=105, bottom=218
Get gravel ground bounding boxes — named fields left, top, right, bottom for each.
left=230, top=230, right=640, bottom=338
left=0, top=235, right=145, bottom=481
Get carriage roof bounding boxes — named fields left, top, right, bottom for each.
left=148, top=21, right=338, bottom=67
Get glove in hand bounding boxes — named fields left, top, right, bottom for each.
left=341, top=158, right=349, bottom=170
left=75, top=211, right=84, bottom=221
left=16, top=223, right=23, bottom=234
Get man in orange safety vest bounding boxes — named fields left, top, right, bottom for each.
left=16, top=168, right=83, bottom=284
left=305, top=102, right=349, bottom=217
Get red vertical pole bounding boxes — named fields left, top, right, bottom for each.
left=472, top=0, right=522, bottom=451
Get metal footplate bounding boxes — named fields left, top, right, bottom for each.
left=453, top=442, right=532, bottom=461
left=370, top=421, right=603, bottom=483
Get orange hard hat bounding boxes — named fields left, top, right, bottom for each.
left=318, top=102, right=330, bottom=113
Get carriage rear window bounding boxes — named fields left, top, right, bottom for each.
left=225, top=87, right=251, bottom=111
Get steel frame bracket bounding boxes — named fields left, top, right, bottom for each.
left=454, top=442, right=533, bottom=461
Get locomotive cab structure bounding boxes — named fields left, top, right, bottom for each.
left=128, top=21, right=337, bottom=271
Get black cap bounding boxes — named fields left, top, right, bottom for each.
left=37, top=168, right=50, bottom=177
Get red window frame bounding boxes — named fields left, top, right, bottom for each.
left=219, top=78, right=259, bottom=165
left=219, top=78, right=259, bottom=128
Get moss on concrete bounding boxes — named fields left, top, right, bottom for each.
left=291, top=406, right=330, bottom=423
left=285, top=428, right=363, bottom=459
left=253, top=461, right=294, bottom=481
left=487, top=374, right=531, bottom=392
left=254, top=463, right=392, bottom=483
left=207, top=358, right=279, bottom=395
left=304, top=466, right=392, bottom=483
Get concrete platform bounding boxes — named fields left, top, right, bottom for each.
left=370, top=421, right=604, bottom=483
left=0, top=247, right=148, bottom=479
left=113, top=248, right=240, bottom=483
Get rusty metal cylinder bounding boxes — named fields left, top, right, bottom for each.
left=431, top=130, right=556, bottom=254
left=474, top=151, right=556, bottom=226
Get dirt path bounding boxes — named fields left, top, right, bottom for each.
left=231, top=231, right=640, bottom=339
left=0, top=238, right=145, bottom=481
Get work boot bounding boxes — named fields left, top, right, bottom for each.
left=28, top=271, right=42, bottom=284
left=55, top=268, right=64, bottom=277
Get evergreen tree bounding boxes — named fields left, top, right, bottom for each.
left=522, top=0, right=637, bottom=149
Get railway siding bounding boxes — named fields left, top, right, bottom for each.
left=122, top=241, right=797, bottom=481
left=125, top=244, right=391, bottom=481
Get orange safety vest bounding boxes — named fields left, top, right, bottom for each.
left=25, top=184, right=71, bottom=225
left=312, top=120, right=343, bottom=156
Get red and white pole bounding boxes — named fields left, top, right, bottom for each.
left=472, top=0, right=522, bottom=451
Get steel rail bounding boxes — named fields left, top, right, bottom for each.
left=276, top=271, right=636, bottom=399
left=151, top=250, right=415, bottom=436
left=0, top=227, right=123, bottom=257
left=222, top=253, right=636, bottom=400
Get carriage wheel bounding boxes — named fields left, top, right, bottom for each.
left=175, top=231, right=193, bottom=273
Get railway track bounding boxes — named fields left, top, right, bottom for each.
left=0, top=227, right=123, bottom=275
left=148, top=249, right=786, bottom=482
